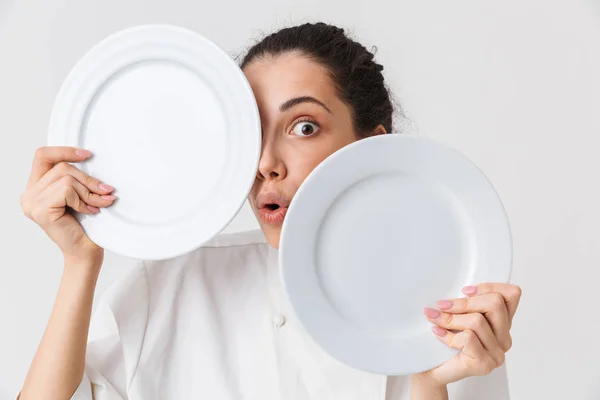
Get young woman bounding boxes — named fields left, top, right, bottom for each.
left=18, top=22, right=521, bottom=400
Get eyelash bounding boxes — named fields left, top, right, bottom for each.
left=290, top=118, right=320, bottom=136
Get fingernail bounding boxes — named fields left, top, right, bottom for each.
left=98, top=183, right=114, bottom=192
left=87, top=205, right=100, bottom=213
left=462, top=286, right=478, bottom=295
left=76, top=149, right=92, bottom=158
left=424, top=307, right=441, bottom=319
left=432, top=326, right=447, bottom=337
left=101, top=195, right=117, bottom=201
left=436, top=300, right=453, bottom=310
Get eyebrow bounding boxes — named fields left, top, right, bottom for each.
left=279, top=96, right=332, bottom=114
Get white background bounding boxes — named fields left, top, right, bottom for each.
left=1, top=1, right=599, bottom=399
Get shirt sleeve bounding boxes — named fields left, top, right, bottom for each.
left=70, top=261, right=149, bottom=400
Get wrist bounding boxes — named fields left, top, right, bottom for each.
left=411, top=371, right=448, bottom=398
left=63, top=252, right=103, bottom=279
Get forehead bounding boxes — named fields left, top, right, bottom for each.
left=243, top=52, right=338, bottom=117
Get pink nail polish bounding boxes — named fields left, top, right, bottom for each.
left=462, top=286, right=478, bottom=295
left=432, top=326, right=447, bottom=337
left=101, top=195, right=117, bottom=201
left=424, top=307, right=441, bottom=319
left=98, top=183, right=114, bottom=192
left=87, top=205, right=100, bottom=213
left=436, top=300, right=453, bottom=310
left=76, top=149, right=92, bottom=158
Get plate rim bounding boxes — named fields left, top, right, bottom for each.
left=279, top=133, right=513, bottom=375
left=47, top=24, right=262, bottom=260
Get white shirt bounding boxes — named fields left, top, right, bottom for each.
left=72, top=229, right=510, bottom=399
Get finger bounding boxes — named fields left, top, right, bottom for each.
left=433, top=328, right=500, bottom=376
left=32, top=161, right=114, bottom=197
left=42, top=175, right=115, bottom=215
left=28, top=147, right=92, bottom=188
left=462, top=283, right=522, bottom=321
left=36, top=176, right=95, bottom=219
left=433, top=327, right=487, bottom=360
left=69, top=178, right=117, bottom=209
left=434, top=294, right=512, bottom=351
left=424, top=308, right=505, bottom=363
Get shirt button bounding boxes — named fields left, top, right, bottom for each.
left=273, top=314, right=286, bottom=328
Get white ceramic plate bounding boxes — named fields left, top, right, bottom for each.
left=279, top=134, right=512, bottom=375
left=47, top=25, right=261, bottom=260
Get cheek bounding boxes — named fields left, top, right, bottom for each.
left=248, top=181, right=260, bottom=203
left=248, top=177, right=261, bottom=202
left=288, top=145, right=331, bottom=183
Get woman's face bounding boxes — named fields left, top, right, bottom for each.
left=244, top=51, right=383, bottom=248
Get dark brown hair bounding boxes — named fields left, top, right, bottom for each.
left=240, top=22, right=399, bottom=138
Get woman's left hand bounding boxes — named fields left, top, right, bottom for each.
left=421, top=283, right=522, bottom=386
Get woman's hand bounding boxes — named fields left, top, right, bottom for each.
left=420, top=283, right=522, bottom=386
left=18, top=146, right=119, bottom=399
left=19, top=146, right=117, bottom=264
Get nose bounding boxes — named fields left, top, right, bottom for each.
left=257, top=138, right=286, bottom=181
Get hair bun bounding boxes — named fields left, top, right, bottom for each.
left=241, top=22, right=397, bottom=136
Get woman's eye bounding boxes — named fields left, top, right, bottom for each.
left=291, top=121, right=319, bottom=137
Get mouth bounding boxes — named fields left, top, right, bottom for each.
left=256, top=192, right=290, bottom=225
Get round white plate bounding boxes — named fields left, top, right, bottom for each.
left=279, top=134, right=512, bottom=375
left=48, top=25, right=261, bottom=260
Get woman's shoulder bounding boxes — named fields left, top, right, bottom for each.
left=199, top=228, right=268, bottom=249
left=139, top=229, right=272, bottom=290
left=143, top=229, right=269, bottom=269
left=97, top=229, right=272, bottom=320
